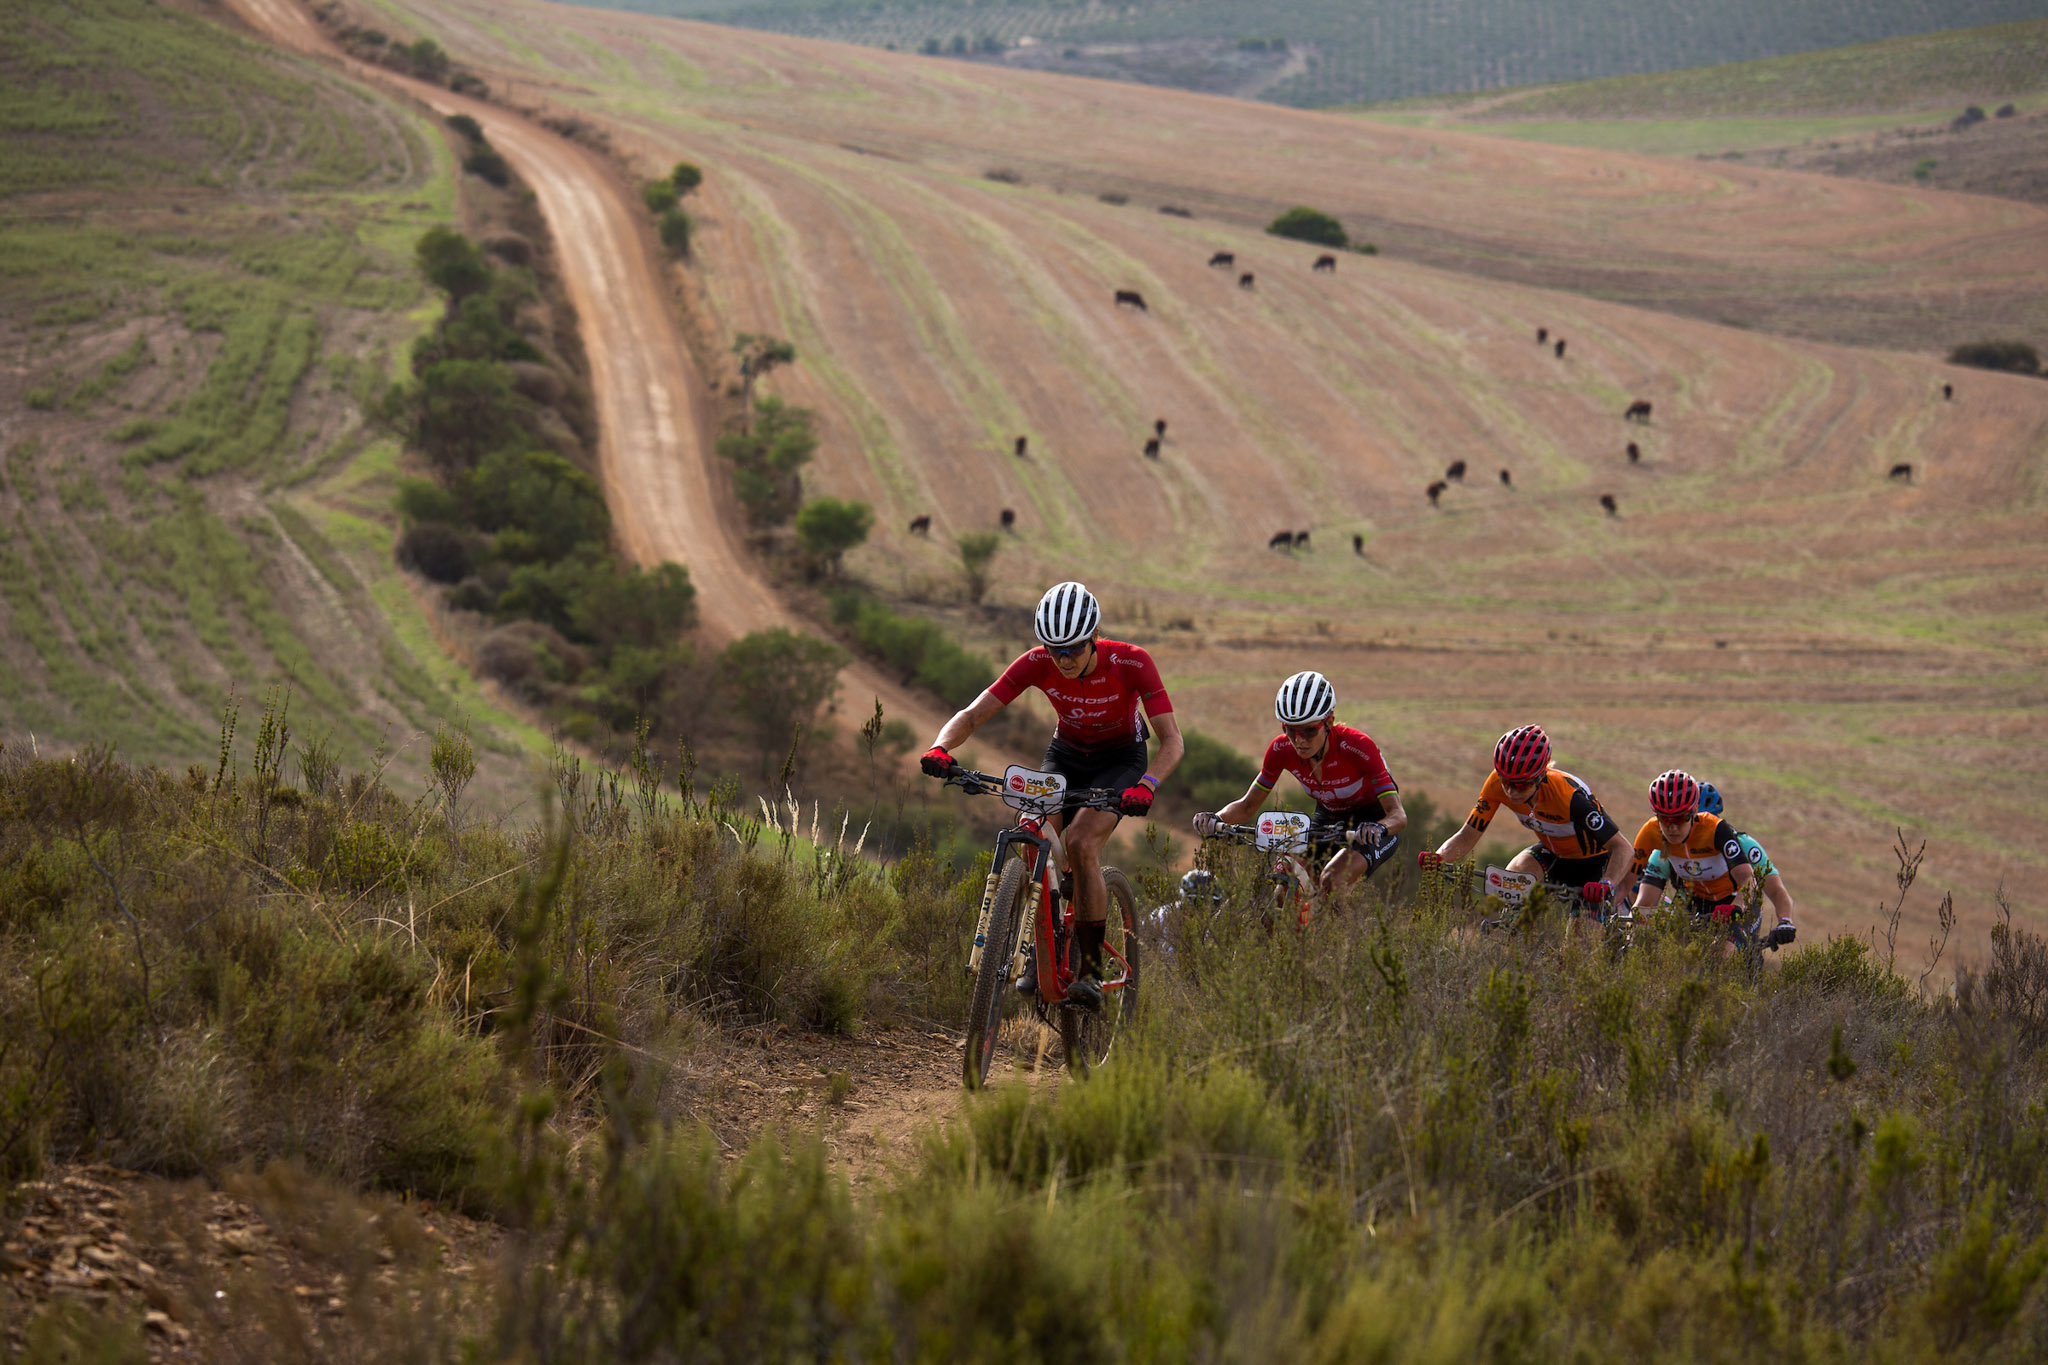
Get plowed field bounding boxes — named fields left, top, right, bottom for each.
left=296, top=0, right=2046, bottom=944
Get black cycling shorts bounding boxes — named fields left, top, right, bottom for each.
left=1528, top=846, right=1609, bottom=888
left=1043, top=737, right=1148, bottom=825
left=1315, top=802, right=1399, bottom=878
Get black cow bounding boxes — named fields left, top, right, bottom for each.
left=1352, top=533, right=1365, bottom=555
left=1154, top=417, right=1167, bottom=438
left=1293, top=530, right=1310, bottom=549
left=1499, top=468, right=1512, bottom=488
left=1599, top=493, right=1617, bottom=516
left=1626, top=442, right=1641, bottom=464
left=1889, top=463, right=1913, bottom=482
left=1115, top=289, right=1148, bottom=311
left=1268, top=529, right=1294, bottom=550
left=1426, top=480, right=1447, bottom=507
left=999, top=508, right=1016, bottom=531
left=1238, top=273, right=1255, bottom=290
left=1142, top=437, right=1160, bottom=459
left=1942, top=384, right=1954, bottom=401
left=1445, top=460, right=1467, bottom=482
left=1014, top=435, right=1029, bottom=457
left=908, top=515, right=931, bottom=535
left=1536, top=326, right=1548, bottom=344
left=1208, top=251, right=1235, bottom=268
left=1313, top=254, right=1337, bottom=272
left=1554, top=338, right=1567, bottom=359
left=1624, top=399, right=1653, bottom=422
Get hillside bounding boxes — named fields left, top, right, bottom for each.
left=0, top=0, right=544, bottom=795
left=557, top=0, right=2048, bottom=108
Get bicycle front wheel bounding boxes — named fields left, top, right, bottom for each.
left=1060, top=867, right=1139, bottom=1079
left=964, top=852, right=1032, bottom=1090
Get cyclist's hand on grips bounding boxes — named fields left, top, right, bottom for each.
left=1348, top=822, right=1388, bottom=852
left=919, top=746, right=954, bottom=778
left=1581, top=879, right=1613, bottom=905
left=1767, top=918, right=1797, bottom=949
left=1119, top=784, right=1155, bottom=817
left=1192, top=811, right=1221, bottom=838
left=1417, top=850, right=1445, bottom=873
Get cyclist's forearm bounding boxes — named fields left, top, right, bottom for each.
left=1144, top=713, right=1185, bottom=784
left=1601, top=836, right=1635, bottom=892
left=1765, top=875, right=1795, bottom=921
left=1435, top=824, right=1481, bottom=861
left=932, top=691, right=1003, bottom=751
left=1378, top=791, right=1408, bottom=837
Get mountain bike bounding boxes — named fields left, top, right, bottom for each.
left=945, top=765, right=1138, bottom=1090
left=1200, top=810, right=1396, bottom=930
left=1475, top=864, right=1636, bottom=955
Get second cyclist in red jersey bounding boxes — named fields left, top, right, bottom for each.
left=920, top=581, right=1184, bottom=1011
left=1194, top=671, right=1407, bottom=896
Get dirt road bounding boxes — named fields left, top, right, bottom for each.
left=223, top=0, right=954, bottom=745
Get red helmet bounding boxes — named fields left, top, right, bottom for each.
left=1649, top=770, right=1700, bottom=818
left=1492, top=726, right=1551, bottom=783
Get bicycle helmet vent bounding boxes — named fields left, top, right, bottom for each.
left=1697, top=782, right=1723, bottom=816
left=1274, top=670, right=1335, bottom=725
left=1179, top=869, right=1223, bottom=904
left=1649, top=770, right=1700, bottom=818
left=1033, top=581, right=1100, bottom=648
left=1492, top=725, right=1551, bottom=783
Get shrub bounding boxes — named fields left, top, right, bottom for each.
left=983, top=168, right=1022, bottom=185
left=463, top=145, right=510, bottom=187
left=412, top=359, right=525, bottom=473
left=828, top=590, right=994, bottom=707
left=1267, top=205, right=1349, bottom=248
left=396, top=522, right=473, bottom=584
left=658, top=207, right=691, bottom=257
left=1161, top=729, right=1256, bottom=810
left=794, top=496, right=873, bottom=576
left=716, top=396, right=816, bottom=527
left=641, top=179, right=679, bottom=215
left=444, top=113, right=482, bottom=143
left=718, top=629, right=848, bottom=770
left=1098, top=191, right=1128, bottom=205
left=1948, top=339, right=2040, bottom=375
left=671, top=161, right=702, bottom=194
left=956, top=531, right=1001, bottom=604
left=459, top=448, right=610, bottom=561
left=415, top=227, right=491, bottom=301
left=407, top=38, right=449, bottom=82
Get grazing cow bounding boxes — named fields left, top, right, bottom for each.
left=1599, top=493, right=1617, bottom=517
left=1536, top=326, right=1548, bottom=344
left=1624, top=399, right=1653, bottom=422
left=1499, top=468, right=1512, bottom=488
left=1268, top=529, right=1295, bottom=551
left=1626, top=442, right=1641, bottom=464
left=1014, top=435, right=1028, bottom=457
left=1445, top=460, right=1467, bottom=482
left=908, top=515, right=931, bottom=535
left=1142, top=437, right=1161, bottom=459
left=1208, top=251, right=1235, bottom=268
left=1293, top=530, right=1310, bottom=550
left=1238, top=273, right=1255, bottom=290
left=1426, top=480, right=1447, bottom=507
left=1942, top=384, right=1954, bottom=401
left=1554, top=339, right=1567, bottom=359
left=1114, top=289, right=1148, bottom=311
left=1889, top=463, right=1913, bottom=482
left=1313, top=254, right=1337, bottom=272
left=1154, top=417, right=1167, bottom=438
left=999, top=508, right=1016, bottom=531
left=1352, top=533, right=1365, bottom=556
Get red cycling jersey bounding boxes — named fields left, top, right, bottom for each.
left=988, top=639, right=1172, bottom=752
left=1253, top=723, right=1398, bottom=812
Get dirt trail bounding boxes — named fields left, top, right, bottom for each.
left=223, top=0, right=953, bottom=747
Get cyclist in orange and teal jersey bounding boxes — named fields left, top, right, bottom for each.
left=1193, top=671, right=1408, bottom=897
left=1638, top=778, right=1795, bottom=947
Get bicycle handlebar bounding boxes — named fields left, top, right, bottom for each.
left=1202, top=821, right=1367, bottom=852
left=939, top=768, right=1126, bottom=811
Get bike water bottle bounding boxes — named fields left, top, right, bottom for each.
left=966, top=862, right=1002, bottom=975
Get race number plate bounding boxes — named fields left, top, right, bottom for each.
left=1485, top=866, right=1537, bottom=906
left=1255, top=810, right=1312, bottom=853
left=1001, top=765, right=1068, bottom=814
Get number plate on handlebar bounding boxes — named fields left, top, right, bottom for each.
left=1001, top=765, right=1068, bottom=814
left=1255, top=811, right=1312, bottom=853
left=1485, top=866, right=1537, bottom=906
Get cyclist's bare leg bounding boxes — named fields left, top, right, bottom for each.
left=1062, top=807, right=1120, bottom=924
left=1504, top=846, right=1546, bottom=879
left=1318, top=847, right=1371, bottom=898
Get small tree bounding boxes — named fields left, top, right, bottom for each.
left=1948, top=340, right=2040, bottom=375
left=957, top=531, right=1001, bottom=604
left=445, top=113, right=483, bottom=143
left=733, top=333, right=797, bottom=410
left=719, top=629, right=848, bottom=774
left=715, top=396, right=818, bottom=526
left=794, top=497, right=873, bottom=577
left=641, top=179, right=680, bottom=214
left=408, top=38, right=450, bottom=82
left=659, top=208, right=691, bottom=258
left=1267, top=206, right=1349, bottom=249
left=415, top=227, right=491, bottom=301
left=671, top=161, right=703, bottom=194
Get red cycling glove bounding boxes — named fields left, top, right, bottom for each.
left=1582, top=879, right=1613, bottom=904
left=1119, top=784, right=1155, bottom=817
left=1417, top=850, right=1445, bottom=873
left=920, top=746, right=954, bottom=778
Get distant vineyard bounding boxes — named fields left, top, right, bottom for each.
left=557, top=0, right=2048, bottom=106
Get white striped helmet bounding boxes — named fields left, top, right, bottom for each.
left=1034, top=581, right=1100, bottom=648
left=1275, top=670, right=1335, bottom=724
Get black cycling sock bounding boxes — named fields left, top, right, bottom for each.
left=1076, top=920, right=1107, bottom=978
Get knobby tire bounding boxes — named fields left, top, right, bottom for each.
left=964, top=851, right=1033, bottom=1090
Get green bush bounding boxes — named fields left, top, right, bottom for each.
left=718, top=629, right=848, bottom=770
left=658, top=207, right=691, bottom=257
left=793, top=496, right=872, bottom=575
left=640, top=179, right=679, bottom=215
left=670, top=161, right=702, bottom=194
left=956, top=531, right=1001, bottom=604
left=444, top=113, right=483, bottom=143
left=1267, top=205, right=1349, bottom=249
left=415, top=226, right=491, bottom=301
left=1948, top=339, right=2040, bottom=375
left=715, top=396, right=816, bottom=527
left=412, top=358, right=525, bottom=473
left=463, top=145, right=510, bottom=188
left=1161, top=728, right=1257, bottom=810
left=828, top=589, right=995, bottom=707
left=407, top=38, right=449, bottom=82
left=459, top=448, right=610, bottom=561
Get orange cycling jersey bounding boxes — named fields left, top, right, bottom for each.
left=1463, top=769, right=1618, bottom=860
left=1629, top=813, right=1749, bottom=903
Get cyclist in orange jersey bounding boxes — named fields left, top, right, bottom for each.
left=1421, top=725, right=1635, bottom=909
left=1627, top=770, right=1763, bottom=942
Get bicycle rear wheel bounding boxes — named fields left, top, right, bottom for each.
left=1060, top=867, right=1139, bottom=1079
left=964, top=852, right=1032, bottom=1090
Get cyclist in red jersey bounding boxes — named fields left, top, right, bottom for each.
left=920, top=582, right=1184, bottom=1011
left=1193, top=671, right=1408, bottom=897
